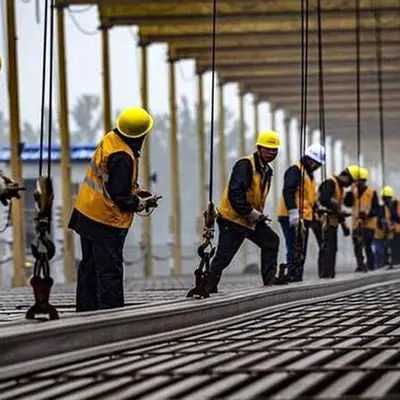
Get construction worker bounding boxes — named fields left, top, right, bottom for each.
left=205, top=130, right=280, bottom=293
left=344, top=167, right=379, bottom=272
left=317, top=166, right=359, bottom=278
left=374, top=186, right=400, bottom=269
left=278, top=143, right=325, bottom=282
left=391, top=194, right=400, bottom=265
left=69, top=107, right=160, bottom=312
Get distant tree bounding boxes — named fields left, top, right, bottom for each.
left=70, top=94, right=102, bottom=144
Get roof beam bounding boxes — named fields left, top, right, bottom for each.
left=142, top=28, right=400, bottom=48
left=135, top=15, right=398, bottom=38
left=172, top=42, right=400, bottom=62
left=216, top=63, right=398, bottom=79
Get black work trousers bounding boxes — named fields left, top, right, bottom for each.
left=353, top=228, right=375, bottom=271
left=318, top=225, right=338, bottom=278
left=391, top=233, right=400, bottom=265
left=207, top=217, right=279, bottom=290
left=76, top=230, right=128, bottom=312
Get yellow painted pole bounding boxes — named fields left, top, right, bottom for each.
left=6, top=0, right=26, bottom=287
left=196, top=72, right=206, bottom=240
left=168, top=59, right=182, bottom=276
left=253, top=96, right=260, bottom=145
left=218, top=83, right=226, bottom=194
left=101, top=25, right=112, bottom=131
left=238, top=88, right=247, bottom=267
left=56, top=5, right=75, bottom=283
left=140, top=42, right=153, bottom=278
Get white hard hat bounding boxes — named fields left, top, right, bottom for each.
left=305, top=143, right=325, bottom=164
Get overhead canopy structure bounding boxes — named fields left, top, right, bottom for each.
left=56, top=0, right=400, bottom=150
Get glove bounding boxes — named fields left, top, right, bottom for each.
left=247, top=209, right=268, bottom=223
left=136, top=193, right=158, bottom=212
left=288, top=209, right=300, bottom=227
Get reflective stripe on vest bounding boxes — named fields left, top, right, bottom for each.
left=351, top=186, right=376, bottom=231
left=218, top=154, right=270, bottom=230
left=74, top=131, right=138, bottom=229
left=278, top=162, right=317, bottom=221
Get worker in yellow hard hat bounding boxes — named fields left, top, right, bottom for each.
left=206, top=130, right=281, bottom=293
left=69, top=107, right=160, bottom=312
left=374, top=186, right=400, bottom=269
left=316, top=165, right=358, bottom=278
left=344, top=167, right=379, bottom=272
left=390, top=188, right=400, bottom=266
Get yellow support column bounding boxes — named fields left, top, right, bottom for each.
left=238, top=88, right=247, bottom=268
left=218, top=83, right=226, bottom=194
left=56, top=5, right=75, bottom=283
left=196, top=72, right=206, bottom=240
left=253, top=96, right=260, bottom=144
left=140, top=42, right=153, bottom=278
left=101, top=25, right=112, bottom=131
left=6, top=0, right=26, bottom=287
left=168, top=58, right=182, bottom=276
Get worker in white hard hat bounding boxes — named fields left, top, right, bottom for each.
left=205, top=130, right=281, bottom=293
left=69, top=107, right=160, bottom=312
left=278, top=143, right=325, bottom=282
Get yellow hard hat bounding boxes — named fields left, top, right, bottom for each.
left=116, top=106, right=153, bottom=139
left=346, top=165, right=361, bottom=181
left=359, top=167, right=369, bottom=181
left=256, top=130, right=280, bottom=149
left=381, top=185, right=394, bottom=198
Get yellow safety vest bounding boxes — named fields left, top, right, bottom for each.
left=375, top=204, right=394, bottom=240
left=351, top=186, right=376, bottom=231
left=74, top=131, right=138, bottom=229
left=279, top=162, right=317, bottom=221
left=395, top=199, right=400, bottom=235
left=218, top=154, right=270, bottom=230
left=321, top=176, right=343, bottom=228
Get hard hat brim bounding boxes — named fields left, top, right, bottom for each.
left=256, top=142, right=280, bottom=149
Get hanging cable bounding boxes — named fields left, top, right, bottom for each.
left=317, top=0, right=327, bottom=181
left=355, top=0, right=362, bottom=171
left=26, top=0, right=58, bottom=321
left=373, top=5, right=385, bottom=186
left=47, top=0, right=55, bottom=177
left=187, top=0, right=218, bottom=298
left=299, top=0, right=310, bottom=220
left=38, top=0, right=49, bottom=176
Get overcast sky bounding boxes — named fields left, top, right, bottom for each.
left=0, top=1, right=277, bottom=140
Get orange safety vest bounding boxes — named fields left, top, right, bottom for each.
left=74, top=131, right=139, bottom=229
left=320, top=176, right=343, bottom=228
left=218, top=154, right=270, bottom=230
left=375, top=204, right=394, bottom=240
left=279, top=162, right=317, bottom=222
left=395, top=199, right=400, bottom=235
left=351, top=186, right=376, bottom=231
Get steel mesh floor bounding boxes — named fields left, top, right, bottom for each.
left=2, top=282, right=400, bottom=399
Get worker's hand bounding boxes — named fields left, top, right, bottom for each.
left=247, top=209, right=268, bottom=223
left=136, top=193, right=159, bottom=212
left=288, top=209, right=300, bottom=227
